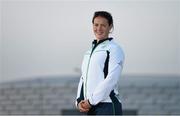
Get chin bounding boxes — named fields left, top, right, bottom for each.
left=96, top=36, right=105, bottom=40
left=96, top=38, right=102, bottom=40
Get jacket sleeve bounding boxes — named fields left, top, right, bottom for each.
left=88, top=47, right=124, bottom=105
left=75, top=76, right=84, bottom=107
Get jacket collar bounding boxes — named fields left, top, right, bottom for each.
left=92, top=37, right=113, bottom=45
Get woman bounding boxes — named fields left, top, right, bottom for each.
left=76, top=11, right=125, bottom=115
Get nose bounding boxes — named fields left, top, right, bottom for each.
left=97, top=25, right=102, bottom=31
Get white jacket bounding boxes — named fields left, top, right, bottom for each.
left=76, top=38, right=125, bottom=106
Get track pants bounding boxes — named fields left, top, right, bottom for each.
left=87, top=102, right=122, bottom=115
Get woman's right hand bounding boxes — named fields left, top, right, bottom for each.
left=78, top=100, right=90, bottom=112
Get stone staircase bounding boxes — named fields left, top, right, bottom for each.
left=0, top=75, right=179, bottom=115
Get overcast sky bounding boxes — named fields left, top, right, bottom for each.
left=0, top=0, right=180, bottom=82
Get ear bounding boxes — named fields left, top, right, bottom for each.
left=109, top=24, right=113, bottom=29
left=109, top=24, right=113, bottom=33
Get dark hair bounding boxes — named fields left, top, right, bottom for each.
left=92, top=11, right=113, bottom=27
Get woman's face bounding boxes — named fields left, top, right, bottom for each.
left=93, top=16, right=112, bottom=41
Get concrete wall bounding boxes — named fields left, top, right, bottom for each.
left=1, top=0, right=180, bottom=82
left=0, top=0, right=2, bottom=80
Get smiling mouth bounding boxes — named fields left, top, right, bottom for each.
left=96, top=32, right=103, bottom=35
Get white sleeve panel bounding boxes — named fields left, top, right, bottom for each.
left=89, top=48, right=124, bottom=105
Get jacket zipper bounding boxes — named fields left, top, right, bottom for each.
left=84, top=43, right=97, bottom=99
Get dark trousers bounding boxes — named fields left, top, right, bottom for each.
left=87, top=102, right=122, bottom=115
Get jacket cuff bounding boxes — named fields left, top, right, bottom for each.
left=88, top=99, right=93, bottom=107
left=77, top=98, right=82, bottom=105
left=88, top=95, right=97, bottom=105
left=75, top=101, right=78, bottom=108
left=76, top=97, right=83, bottom=108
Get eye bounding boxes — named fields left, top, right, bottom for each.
left=94, top=23, right=98, bottom=27
left=102, top=24, right=106, bottom=27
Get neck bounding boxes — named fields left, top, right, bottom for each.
left=96, top=37, right=109, bottom=42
